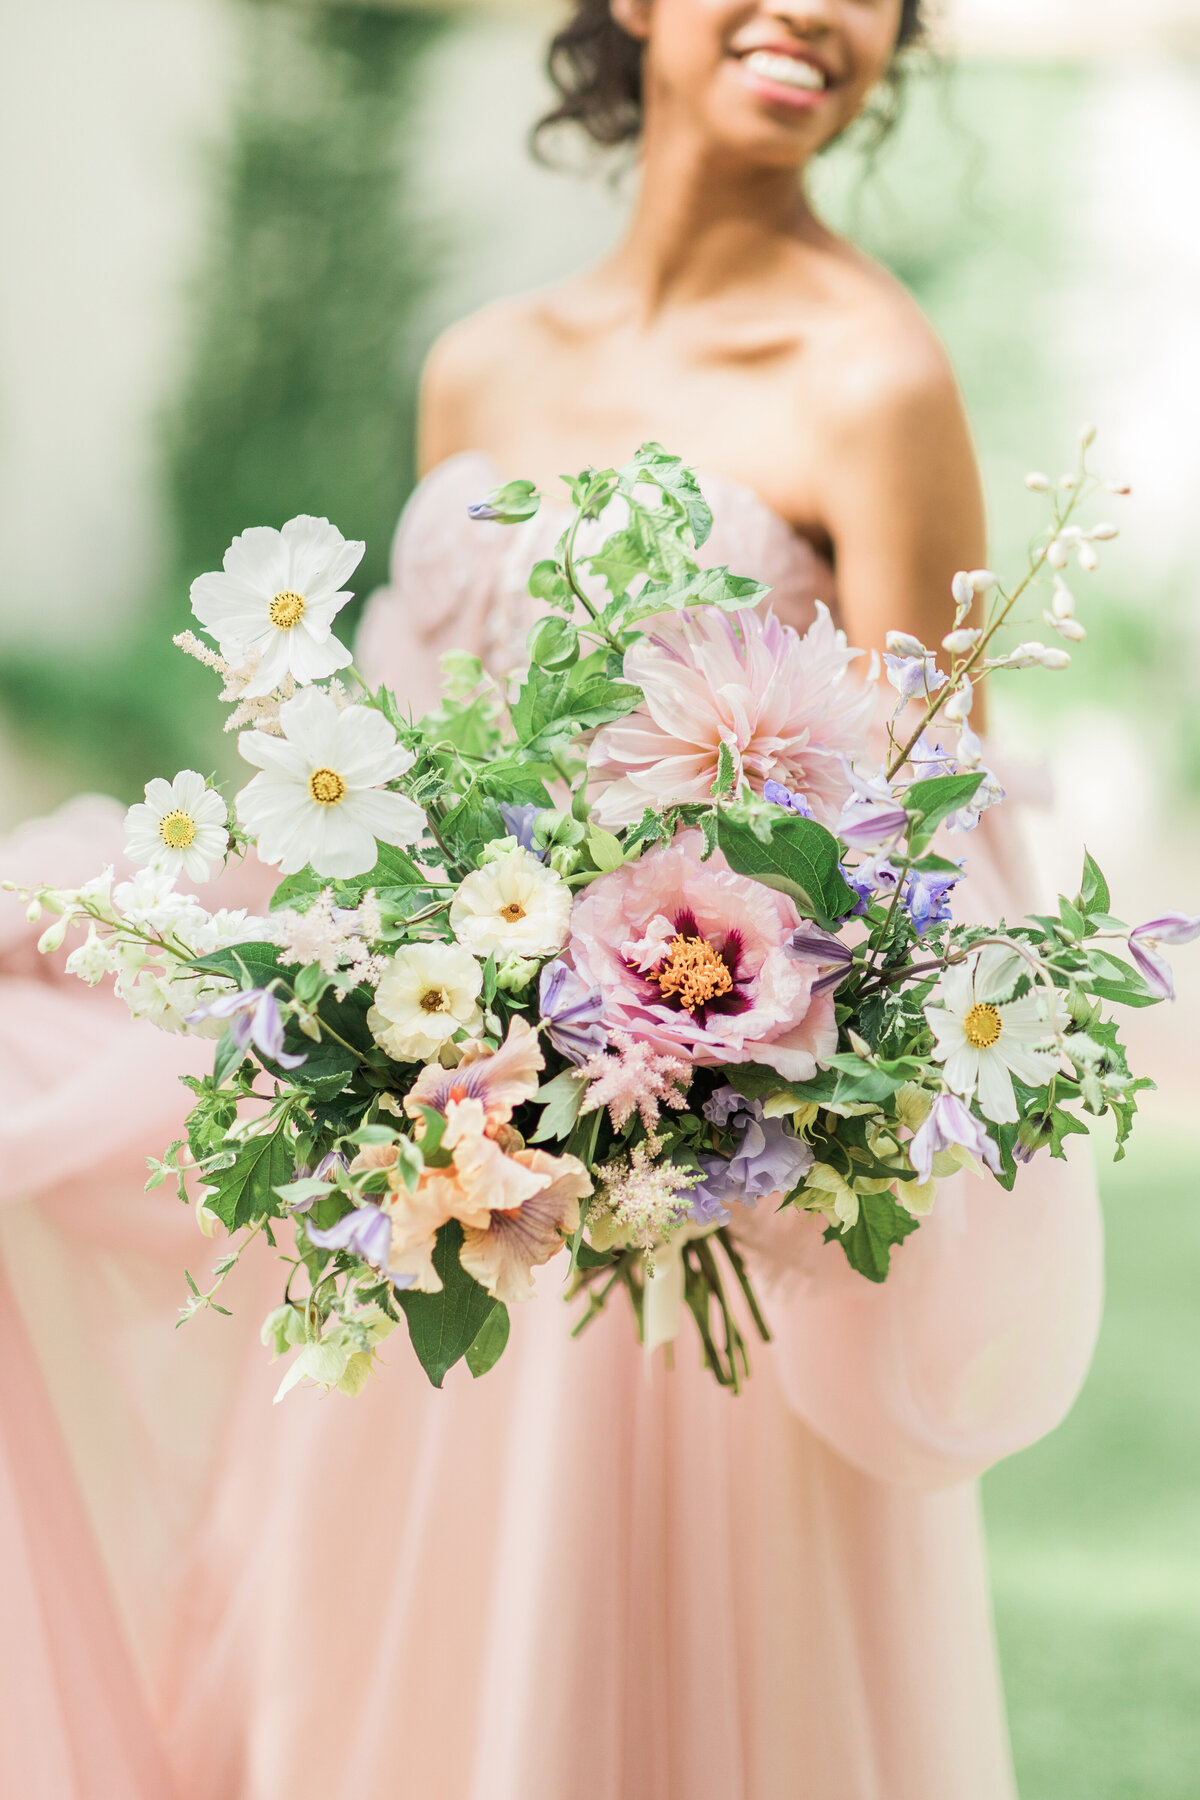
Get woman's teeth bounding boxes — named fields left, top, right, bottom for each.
left=742, top=51, right=827, bottom=92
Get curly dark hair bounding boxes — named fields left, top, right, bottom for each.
left=534, top=0, right=928, bottom=155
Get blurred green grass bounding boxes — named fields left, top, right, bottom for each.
left=985, top=1129, right=1200, bottom=1798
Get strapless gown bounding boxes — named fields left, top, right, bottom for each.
left=0, top=453, right=1103, bottom=1800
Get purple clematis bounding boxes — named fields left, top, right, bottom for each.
left=903, top=868, right=961, bottom=936
left=908, top=1093, right=1002, bottom=1187
left=1128, top=913, right=1200, bottom=1002
left=787, top=923, right=855, bottom=996
left=306, top=1204, right=392, bottom=1270
left=689, top=1088, right=814, bottom=1226
left=838, top=803, right=910, bottom=852
left=499, top=802, right=546, bottom=859
left=186, top=986, right=306, bottom=1068
left=538, top=959, right=608, bottom=1063
left=764, top=779, right=817, bottom=820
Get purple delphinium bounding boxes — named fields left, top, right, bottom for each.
left=841, top=853, right=902, bottom=916
left=499, top=802, right=546, bottom=859
left=306, top=1204, right=392, bottom=1271
left=884, top=653, right=948, bottom=704
left=908, top=1094, right=1001, bottom=1187
left=690, top=1087, right=814, bottom=1226
left=1127, top=913, right=1200, bottom=1003
left=763, top=779, right=817, bottom=820
left=837, top=802, right=910, bottom=852
left=907, top=734, right=958, bottom=780
left=186, top=986, right=306, bottom=1068
left=538, top=959, right=608, bottom=1063
left=903, top=868, right=961, bottom=937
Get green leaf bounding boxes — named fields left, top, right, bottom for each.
left=213, top=1029, right=246, bottom=1087
left=629, top=565, right=767, bottom=622
left=1079, top=848, right=1111, bottom=917
left=716, top=810, right=855, bottom=932
left=586, top=825, right=625, bottom=873
left=189, top=940, right=283, bottom=989
left=1058, top=895, right=1087, bottom=940
left=620, top=442, right=713, bottom=547
left=268, top=869, right=325, bottom=913
left=529, top=1068, right=587, bottom=1144
left=823, top=1190, right=919, bottom=1283
left=362, top=841, right=427, bottom=888
left=465, top=1303, right=511, bottom=1378
left=206, top=1125, right=293, bottom=1232
left=285, top=1040, right=356, bottom=1100
left=528, top=614, right=580, bottom=670
left=475, top=477, right=539, bottom=524
left=527, top=559, right=575, bottom=611
left=396, top=1221, right=497, bottom=1388
left=710, top=739, right=737, bottom=800
left=903, top=773, right=984, bottom=849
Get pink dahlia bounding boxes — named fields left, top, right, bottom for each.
left=586, top=604, right=875, bottom=829
left=565, top=831, right=840, bottom=1081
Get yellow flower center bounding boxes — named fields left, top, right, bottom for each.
left=269, top=589, right=306, bottom=628
left=500, top=901, right=527, bottom=923
left=652, top=933, right=733, bottom=1013
left=159, top=809, right=197, bottom=850
left=420, top=987, right=449, bottom=1014
left=308, top=767, right=347, bottom=806
left=964, top=1002, right=1003, bottom=1049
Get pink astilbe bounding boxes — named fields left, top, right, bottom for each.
left=579, top=1031, right=692, bottom=1132
left=587, top=604, right=875, bottom=829
left=595, top=1138, right=700, bottom=1251
left=272, top=889, right=386, bottom=997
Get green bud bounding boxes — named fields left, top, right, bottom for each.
left=495, top=954, right=541, bottom=995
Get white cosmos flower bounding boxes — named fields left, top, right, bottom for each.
left=190, top=515, right=364, bottom=699
left=236, top=688, right=425, bottom=879
left=368, top=941, right=483, bottom=1063
left=449, top=847, right=572, bottom=960
left=925, top=944, right=1065, bottom=1125
left=124, top=770, right=228, bottom=884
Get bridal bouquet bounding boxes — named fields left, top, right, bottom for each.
left=17, top=440, right=1196, bottom=1395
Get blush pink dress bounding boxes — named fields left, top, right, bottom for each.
left=0, top=453, right=1103, bottom=1800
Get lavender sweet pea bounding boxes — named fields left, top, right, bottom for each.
left=307, top=1205, right=392, bottom=1271
left=763, top=779, right=817, bottom=820
left=884, top=653, right=948, bottom=704
left=690, top=1088, right=814, bottom=1226
left=538, top=959, right=608, bottom=1063
left=909, top=1093, right=1002, bottom=1186
left=499, top=802, right=546, bottom=858
left=903, top=868, right=960, bottom=936
left=186, top=986, right=306, bottom=1068
left=1128, top=913, right=1200, bottom=1002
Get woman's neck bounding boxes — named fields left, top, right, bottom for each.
left=603, top=117, right=828, bottom=319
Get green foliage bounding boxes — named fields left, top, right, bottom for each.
left=205, top=1121, right=293, bottom=1232
left=716, top=807, right=856, bottom=932
left=395, top=1221, right=498, bottom=1388
left=465, top=1304, right=511, bottom=1378
left=509, top=652, right=641, bottom=757
left=903, top=772, right=984, bottom=852
left=824, top=1190, right=920, bottom=1283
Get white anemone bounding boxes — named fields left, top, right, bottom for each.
left=368, top=941, right=484, bottom=1063
left=124, top=770, right=228, bottom=884
left=449, top=847, right=572, bottom=960
left=190, top=514, right=364, bottom=698
left=926, top=944, right=1064, bottom=1125
left=236, top=688, right=425, bottom=879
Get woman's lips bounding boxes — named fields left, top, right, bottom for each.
left=735, top=48, right=833, bottom=111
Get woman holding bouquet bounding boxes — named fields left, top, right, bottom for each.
left=0, top=0, right=1101, bottom=1795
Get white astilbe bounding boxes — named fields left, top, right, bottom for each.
left=271, top=889, right=387, bottom=997
left=593, top=1137, right=701, bottom=1252
left=173, top=632, right=354, bottom=734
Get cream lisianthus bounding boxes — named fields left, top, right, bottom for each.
left=236, top=689, right=425, bottom=879
left=368, top=941, right=484, bottom=1063
left=190, top=514, right=364, bottom=698
left=925, top=945, right=1064, bottom=1125
left=449, top=847, right=572, bottom=960
left=124, top=770, right=228, bottom=884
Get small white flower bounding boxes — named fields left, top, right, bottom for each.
left=926, top=945, right=1064, bottom=1124
left=1025, top=472, right=1051, bottom=492
left=64, top=925, right=114, bottom=985
left=367, top=941, right=483, bottom=1063
left=969, top=569, right=998, bottom=595
left=1046, top=539, right=1069, bottom=569
left=190, top=515, right=364, bottom=699
left=124, top=771, right=228, bottom=884
left=1089, top=523, right=1119, bottom=541
left=942, top=677, right=974, bottom=724
left=236, top=689, right=425, bottom=879
left=1075, top=541, right=1099, bottom=573
left=942, top=628, right=982, bottom=656
left=449, top=848, right=572, bottom=960
left=1044, top=612, right=1087, bottom=642
left=950, top=572, right=975, bottom=610
left=886, top=630, right=927, bottom=657
left=1050, top=578, right=1075, bottom=620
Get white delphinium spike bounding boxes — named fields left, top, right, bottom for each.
left=1089, top=523, right=1120, bottom=541
left=1075, top=542, right=1099, bottom=573
left=1050, top=578, right=1075, bottom=620
left=886, top=630, right=927, bottom=657
left=957, top=721, right=984, bottom=770
left=1025, top=472, right=1051, bottom=492
left=1035, top=645, right=1072, bottom=670
left=1104, top=480, right=1132, bottom=496
left=969, top=569, right=998, bottom=595
left=1080, top=423, right=1098, bottom=448
left=1059, top=474, right=1078, bottom=491
left=1044, top=611, right=1087, bottom=642
left=1046, top=539, right=1069, bottom=569
left=942, top=628, right=982, bottom=656
left=950, top=572, right=975, bottom=610
left=942, top=677, right=974, bottom=724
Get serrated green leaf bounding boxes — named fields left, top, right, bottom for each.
left=395, top=1221, right=497, bottom=1388
left=823, top=1190, right=919, bottom=1282
left=620, top=442, right=713, bottom=547
left=189, top=940, right=283, bottom=989
left=206, top=1125, right=292, bottom=1232
left=465, top=1302, right=511, bottom=1378
left=530, top=1068, right=587, bottom=1144
left=710, top=739, right=737, bottom=800
left=716, top=811, right=855, bottom=932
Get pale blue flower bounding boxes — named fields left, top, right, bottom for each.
left=690, top=1089, right=814, bottom=1225
left=307, top=1204, right=392, bottom=1270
